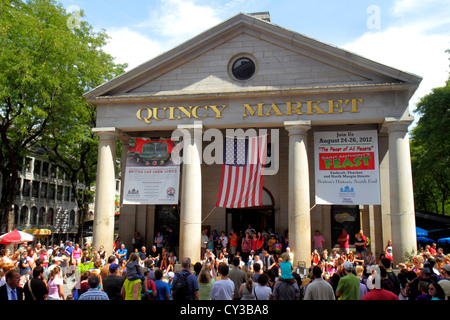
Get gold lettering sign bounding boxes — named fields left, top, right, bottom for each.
left=136, top=99, right=363, bottom=124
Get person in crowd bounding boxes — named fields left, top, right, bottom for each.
left=428, top=281, right=446, bottom=300
left=312, top=230, right=325, bottom=255
left=303, top=266, right=335, bottom=300
left=100, top=255, right=117, bottom=281
left=355, top=265, right=368, bottom=299
left=23, top=266, right=48, bottom=300
left=228, top=257, right=247, bottom=300
left=78, top=275, right=109, bottom=300
left=153, top=268, right=171, bottom=300
left=125, top=252, right=145, bottom=282
left=239, top=271, right=256, bottom=300
left=362, top=267, right=399, bottom=300
left=379, top=257, right=400, bottom=296
left=0, top=270, right=23, bottom=300
left=253, top=273, right=272, bottom=300
left=102, top=263, right=124, bottom=300
left=47, top=266, right=64, bottom=300
left=121, top=269, right=142, bottom=300
left=197, top=266, right=214, bottom=300
left=71, top=243, right=82, bottom=270
left=171, top=257, right=199, bottom=301
left=337, top=228, right=349, bottom=255
left=115, top=243, right=128, bottom=261
left=336, top=261, right=360, bottom=300
left=209, top=263, right=234, bottom=300
left=407, top=267, right=433, bottom=300
left=272, top=271, right=300, bottom=300
left=438, top=264, right=450, bottom=300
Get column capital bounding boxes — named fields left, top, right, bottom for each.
left=92, top=127, right=124, bottom=140
left=284, top=120, right=311, bottom=135
left=382, top=117, right=414, bottom=133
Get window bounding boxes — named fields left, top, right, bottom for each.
left=229, top=56, right=256, bottom=81
left=47, top=208, right=54, bottom=225
left=32, top=181, right=40, bottom=198
left=42, top=162, right=49, bottom=177
left=22, top=180, right=31, bottom=197
left=50, top=165, right=57, bottom=178
left=24, top=158, right=32, bottom=173
left=64, top=186, right=70, bottom=202
left=20, top=206, right=28, bottom=225
left=57, top=186, right=63, bottom=201
left=34, top=160, right=41, bottom=175
left=41, top=182, right=48, bottom=198
left=49, top=184, right=56, bottom=200
left=30, top=206, right=38, bottom=225
left=38, top=207, right=45, bottom=226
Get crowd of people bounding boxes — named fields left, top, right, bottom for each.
left=0, top=225, right=449, bottom=301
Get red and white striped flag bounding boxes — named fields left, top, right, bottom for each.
left=216, top=134, right=268, bottom=208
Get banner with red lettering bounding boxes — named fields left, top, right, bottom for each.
left=123, top=138, right=180, bottom=204
left=314, top=130, right=380, bottom=205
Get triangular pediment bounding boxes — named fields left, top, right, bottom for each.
left=84, top=13, right=421, bottom=102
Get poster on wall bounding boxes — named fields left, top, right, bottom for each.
left=314, top=130, right=381, bottom=205
left=123, top=138, right=180, bottom=205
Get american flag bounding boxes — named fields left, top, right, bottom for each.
left=216, top=134, right=268, bottom=208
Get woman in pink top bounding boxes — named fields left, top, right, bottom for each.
left=47, top=266, right=64, bottom=300
left=71, top=243, right=82, bottom=267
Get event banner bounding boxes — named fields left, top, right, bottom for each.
left=314, top=130, right=381, bottom=205
left=123, top=138, right=180, bottom=205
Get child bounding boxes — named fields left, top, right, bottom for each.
left=280, top=252, right=293, bottom=280
left=167, top=252, right=177, bottom=273
left=125, top=252, right=145, bottom=282
left=160, top=248, right=169, bottom=271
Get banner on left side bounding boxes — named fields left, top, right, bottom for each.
left=123, top=138, right=180, bottom=205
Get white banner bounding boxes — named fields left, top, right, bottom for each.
left=314, top=130, right=381, bottom=205
left=123, top=138, right=180, bottom=205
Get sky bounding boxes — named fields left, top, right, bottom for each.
left=60, top=0, right=450, bottom=125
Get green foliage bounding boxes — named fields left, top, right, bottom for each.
left=411, top=81, right=450, bottom=214
left=0, top=0, right=126, bottom=230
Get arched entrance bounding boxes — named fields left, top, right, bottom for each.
left=225, top=187, right=275, bottom=234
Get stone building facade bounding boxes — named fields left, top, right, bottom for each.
left=85, top=13, right=421, bottom=266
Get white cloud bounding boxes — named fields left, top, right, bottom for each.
left=342, top=1, right=450, bottom=127
left=104, top=27, right=164, bottom=70
left=137, top=0, right=222, bottom=42
left=342, top=26, right=448, bottom=108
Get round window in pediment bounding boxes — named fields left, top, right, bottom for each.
left=229, top=55, right=256, bottom=81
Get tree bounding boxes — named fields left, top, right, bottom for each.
left=0, top=0, right=125, bottom=232
left=410, top=80, right=450, bottom=214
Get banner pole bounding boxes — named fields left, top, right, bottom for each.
left=202, top=207, right=217, bottom=224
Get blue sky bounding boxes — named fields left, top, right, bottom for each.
left=60, top=0, right=450, bottom=119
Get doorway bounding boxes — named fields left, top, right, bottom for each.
left=225, top=187, right=275, bottom=233
left=154, top=205, right=180, bottom=248
left=331, top=205, right=361, bottom=247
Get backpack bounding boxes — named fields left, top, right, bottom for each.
left=172, top=272, right=190, bottom=301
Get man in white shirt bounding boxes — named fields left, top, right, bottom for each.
left=303, top=266, right=335, bottom=300
left=219, top=231, right=228, bottom=249
left=201, top=228, right=209, bottom=259
left=210, top=263, right=234, bottom=300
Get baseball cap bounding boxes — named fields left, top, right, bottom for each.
left=343, top=261, right=353, bottom=271
left=441, top=264, right=450, bottom=273
left=109, top=263, right=119, bottom=272
left=421, top=267, right=431, bottom=275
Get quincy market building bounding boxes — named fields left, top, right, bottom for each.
left=85, top=13, right=421, bottom=266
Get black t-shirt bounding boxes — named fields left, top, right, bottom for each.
left=23, top=278, right=48, bottom=300
left=103, top=275, right=125, bottom=300
left=354, top=238, right=365, bottom=250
